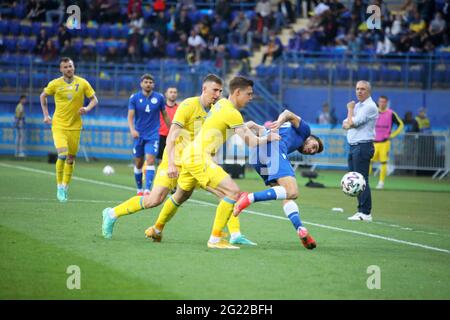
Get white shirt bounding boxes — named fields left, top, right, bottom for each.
left=345, top=96, right=379, bottom=144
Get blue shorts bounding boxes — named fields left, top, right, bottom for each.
left=250, top=141, right=295, bottom=186
left=133, top=137, right=159, bottom=158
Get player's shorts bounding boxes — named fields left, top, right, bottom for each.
left=178, top=152, right=229, bottom=192
left=153, top=159, right=180, bottom=190
left=250, top=141, right=295, bottom=185
left=51, top=128, right=81, bottom=156
left=133, top=137, right=159, bottom=158
left=372, top=140, right=391, bottom=163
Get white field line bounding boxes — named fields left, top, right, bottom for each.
left=1, top=162, right=449, bottom=255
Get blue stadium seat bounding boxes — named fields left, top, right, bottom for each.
left=9, top=20, right=20, bottom=36
left=18, top=73, right=29, bottom=88
left=95, top=42, right=107, bottom=55
left=14, top=3, right=26, bottom=18
left=357, top=65, right=369, bottom=81
left=0, top=20, right=9, bottom=35
left=166, top=43, right=178, bottom=58
left=4, top=37, right=17, bottom=53
left=20, top=23, right=32, bottom=36
left=336, top=64, right=349, bottom=81
left=99, top=78, right=114, bottom=92
left=409, top=64, right=424, bottom=83
left=99, top=24, right=111, bottom=39
left=31, top=22, right=41, bottom=36
left=228, top=45, right=241, bottom=59
left=0, top=72, right=17, bottom=87
left=32, top=73, right=48, bottom=89
left=87, top=27, right=99, bottom=39
left=187, top=11, right=201, bottom=24
left=118, top=75, right=135, bottom=92
left=110, top=25, right=121, bottom=39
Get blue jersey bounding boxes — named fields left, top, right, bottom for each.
left=128, top=90, right=165, bottom=139
left=278, top=119, right=311, bottom=154
left=250, top=120, right=311, bottom=185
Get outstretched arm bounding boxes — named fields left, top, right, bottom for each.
left=245, top=121, right=266, bottom=136
left=270, top=109, right=301, bottom=129
left=234, top=125, right=280, bottom=148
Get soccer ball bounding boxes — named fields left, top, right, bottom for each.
left=102, top=165, right=115, bottom=176
left=341, top=171, right=366, bottom=197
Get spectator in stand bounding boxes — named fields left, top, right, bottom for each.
left=428, top=12, right=447, bottom=46
left=188, top=29, right=206, bottom=64
left=177, top=0, right=196, bottom=12
left=60, top=39, right=77, bottom=59
left=228, top=11, right=253, bottom=49
left=176, top=32, right=189, bottom=59
left=127, top=12, right=144, bottom=62
left=42, top=40, right=58, bottom=62
left=45, top=0, right=65, bottom=24
left=261, top=32, right=283, bottom=64
left=26, top=0, right=45, bottom=22
left=255, top=0, right=273, bottom=30
left=198, top=16, right=211, bottom=41
left=211, top=14, right=228, bottom=43
left=215, top=0, right=232, bottom=22
left=98, top=0, right=121, bottom=24
left=58, top=24, right=72, bottom=49
left=152, top=10, right=169, bottom=37
left=127, top=0, right=142, bottom=20
left=153, top=0, right=166, bottom=13
left=403, top=111, right=420, bottom=133
left=415, top=108, right=431, bottom=133
left=149, top=30, right=166, bottom=58
left=175, top=8, right=192, bottom=36
left=317, top=102, right=332, bottom=124
left=351, top=0, right=365, bottom=26
left=35, top=28, right=48, bottom=55
left=275, top=0, right=296, bottom=30
left=105, top=46, right=120, bottom=63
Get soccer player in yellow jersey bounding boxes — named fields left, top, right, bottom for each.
left=149, top=76, right=280, bottom=249
left=370, top=96, right=404, bottom=189
left=40, top=57, right=98, bottom=202
left=102, top=74, right=255, bottom=245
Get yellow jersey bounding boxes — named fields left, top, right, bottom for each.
left=44, top=76, right=95, bottom=130
left=192, top=97, right=244, bottom=157
left=162, top=96, right=209, bottom=165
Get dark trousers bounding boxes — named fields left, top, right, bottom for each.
left=348, top=142, right=375, bottom=215
left=157, top=135, right=167, bottom=160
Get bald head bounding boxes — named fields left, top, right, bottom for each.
left=356, top=81, right=371, bottom=102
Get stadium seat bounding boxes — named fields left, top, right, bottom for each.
left=95, top=42, right=107, bottom=55
left=110, top=25, right=121, bottom=39
left=99, top=24, right=111, bottom=39
left=9, top=20, right=20, bottom=36
left=99, top=78, right=114, bottom=92
left=0, top=72, right=17, bottom=88
left=31, top=22, right=41, bottom=36
left=20, top=23, right=32, bottom=36
left=87, top=26, right=99, bottom=39
left=32, top=73, right=48, bottom=89
left=4, top=37, right=17, bottom=53
left=165, top=43, right=178, bottom=58
left=0, top=20, right=9, bottom=35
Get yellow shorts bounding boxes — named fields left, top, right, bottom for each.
left=153, top=160, right=180, bottom=190
left=178, top=155, right=229, bottom=192
left=372, top=140, right=391, bottom=163
left=52, top=128, right=81, bottom=155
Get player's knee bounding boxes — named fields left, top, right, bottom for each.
left=146, top=157, right=155, bottom=165
left=227, top=186, right=241, bottom=201
left=66, top=155, right=75, bottom=164
left=286, top=189, right=298, bottom=200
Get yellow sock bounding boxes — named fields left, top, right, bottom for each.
left=62, top=161, right=74, bottom=186
left=155, top=196, right=180, bottom=232
left=380, top=162, right=387, bottom=183
left=113, top=196, right=144, bottom=218
left=369, top=162, right=373, bottom=175
left=211, top=198, right=235, bottom=238
left=55, top=158, right=65, bottom=185
left=227, top=215, right=240, bottom=235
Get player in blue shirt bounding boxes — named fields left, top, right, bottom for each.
left=128, top=74, right=171, bottom=195
left=234, top=110, right=323, bottom=250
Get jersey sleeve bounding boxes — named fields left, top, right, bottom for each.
left=159, top=93, right=166, bottom=111
left=225, top=108, right=244, bottom=129
left=128, top=94, right=136, bottom=110
left=294, top=119, right=311, bottom=139
left=83, top=79, right=96, bottom=98
left=43, top=80, right=56, bottom=96
left=172, top=100, right=190, bottom=128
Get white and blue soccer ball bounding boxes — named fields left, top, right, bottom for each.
left=102, top=165, right=115, bottom=176
left=341, top=171, right=366, bottom=197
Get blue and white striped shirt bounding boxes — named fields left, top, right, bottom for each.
left=346, top=97, right=379, bottom=144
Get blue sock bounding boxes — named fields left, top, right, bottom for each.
left=252, top=186, right=287, bottom=202
left=283, top=201, right=303, bottom=230
left=145, top=165, right=155, bottom=190
left=134, top=166, right=143, bottom=190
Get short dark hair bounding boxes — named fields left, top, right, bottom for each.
left=379, top=95, right=389, bottom=101
left=59, top=57, right=73, bottom=64
left=140, top=73, right=154, bottom=82
left=19, top=95, right=27, bottom=100
left=229, top=76, right=253, bottom=94
left=203, top=74, right=223, bottom=85
left=311, top=134, right=324, bottom=153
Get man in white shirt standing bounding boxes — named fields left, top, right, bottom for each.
left=343, top=81, right=379, bottom=221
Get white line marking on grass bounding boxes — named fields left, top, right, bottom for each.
left=1, top=162, right=449, bottom=255
left=0, top=196, right=118, bottom=204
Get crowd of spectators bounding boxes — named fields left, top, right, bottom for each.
left=287, top=0, right=450, bottom=56
left=0, top=0, right=299, bottom=65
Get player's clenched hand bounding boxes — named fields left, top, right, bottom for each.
left=78, top=107, right=89, bottom=115
left=43, top=115, right=52, bottom=124
left=167, top=164, right=179, bottom=179
left=130, top=129, right=139, bottom=138
left=269, top=120, right=282, bottom=130
left=347, top=101, right=355, bottom=110
left=266, top=130, right=281, bottom=142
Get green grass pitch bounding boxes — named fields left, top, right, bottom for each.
left=1, top=158, right=449, bottom=299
